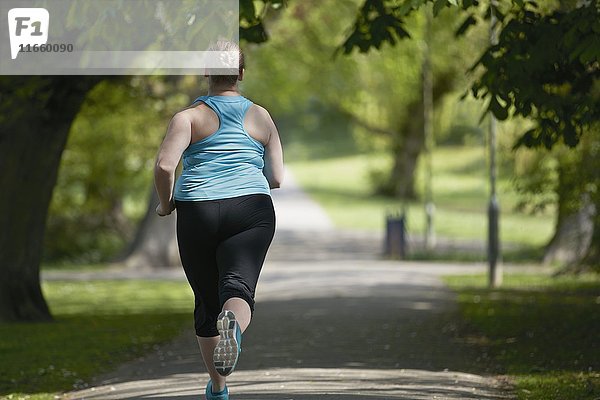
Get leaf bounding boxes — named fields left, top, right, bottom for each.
left=240, top=23, right=268, bottom=44
left=392, top=21, right=411, bottom=39
left=570, top=38, right=594, bottom=62
left=542, top=128, right=554, bottom=149
left=579, top=39, right=600, bottom=64
left=455, top=15, right=477, bottom=37
left=563, top=122, right=580, bottom=147
left=513, top=128, right=537, bottom=149
left=447, top=0, right=458, bottom=6
left=239, top=0, right=257, bottom=23
left=433, top=0, right=446, bottom=16
left=489, top=96, right=509, bottom=120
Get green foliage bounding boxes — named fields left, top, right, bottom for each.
left=507, top=125, right=599, bottom=270
left=511, top=146, right=559, bottom=215
left=0, top=280, right=192, bottom=397
left=342, top=0, right=600, bottom=149
left=340, top=0, right=417, bottom=54
left=341, top=0, right=600, bottom=266
left=240, top=0, right=287, bottom=43
left=444, top=273, right=600, bottom=399
left=434, top=95, right=487, bottom=146
left=336, top=0, right=482, bottom=132
left=243, top=0, right=365, bottom=157
left=339, top=0, right=484, bottom=54
left=511, top=127, right=599, bottom=215
left=44, top=78, right=188, bottom=263
left=244, top=0, right=487, bottom=200
left=341, top=0, right=480, bottom=55
left=472, top=2, right=600, bottom=149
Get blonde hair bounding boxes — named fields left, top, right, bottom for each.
left=208, top=40, right=245, bottom=87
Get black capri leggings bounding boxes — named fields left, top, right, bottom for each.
left=175, top=194, right=276, bottom=337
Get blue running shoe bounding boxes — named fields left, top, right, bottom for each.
left=213, top=310, right=242, bottom=376
left=205, top=380, right=228, bottom=400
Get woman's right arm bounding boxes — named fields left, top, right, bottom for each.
left=154, top=111, right=192, bottom=215
left=261, top=109, right=284, bottom=189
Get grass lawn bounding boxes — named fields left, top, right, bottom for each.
left=443, top=273, right=600, bottom=400
left=0, top=280, right=193, bottom=400
left=288, top=147, right=555, bottom=261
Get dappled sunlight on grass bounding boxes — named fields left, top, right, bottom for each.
left=43, top=281, right=193, bottom=315
left=0, top=281, right=193, bottom=398
left=444, top=274, right=600, bottom=400
left=288, top=148, right=554, bottom=250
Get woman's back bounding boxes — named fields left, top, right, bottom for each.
left=174, top=95, right=271, bottom=201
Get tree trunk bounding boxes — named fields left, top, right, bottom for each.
left=581, top=204, right=600, bottom=271
left=0, top=76, right=101, bottom=322
left=544, top=140, right=599, bottom=270
left=118, top=189, right=180, bottom=269
left=389, top=99, right=425, bottom=199
left=580, top=135, right=600, bottom=271
left=386, top=71, right=455, bottom=200
left=543, top=195, right=595, bottom=266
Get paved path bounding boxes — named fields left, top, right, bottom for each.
left=270, top=169, right=334, bottom=232
left=57, top=170, right=516, bottom=400
left=62, top=261, right=512, bottom=400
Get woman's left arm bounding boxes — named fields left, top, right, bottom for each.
left=154, top=111, right=192, bottom=216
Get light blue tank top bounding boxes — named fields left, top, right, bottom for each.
left=174, top=95, right=271, bottom=201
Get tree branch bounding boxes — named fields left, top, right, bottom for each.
left=333, top=105, right=396, bottom=136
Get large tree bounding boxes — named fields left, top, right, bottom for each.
left=0, top=76, right=102, bottom=321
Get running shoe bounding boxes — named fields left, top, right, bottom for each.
left=205, top=380, right=228, bottom=400
left=213, top=310, right=242, bottom=376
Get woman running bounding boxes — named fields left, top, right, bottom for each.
left=153, top=40, right=284, bottom=400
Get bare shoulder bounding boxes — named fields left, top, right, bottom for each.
left=247, top=103, right=276, bottom=133
left=176, top=102, right=216, bottom=125
left=248, top=103, right=274, bottom=122
left=189, top=102, right=214, bottom=116
left=243, top=103, right=277, bottom=145
left=169, top=109, right=194, bottom=127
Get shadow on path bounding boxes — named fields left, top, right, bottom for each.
left=67, top=368, right=509, bottom=399
left=64, top=262, right=512, bottom=399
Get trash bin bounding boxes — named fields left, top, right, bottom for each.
left=384, top=213, right=407, bottom=259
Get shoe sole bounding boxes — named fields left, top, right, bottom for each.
left=213, top=310, right=240, bottom=376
